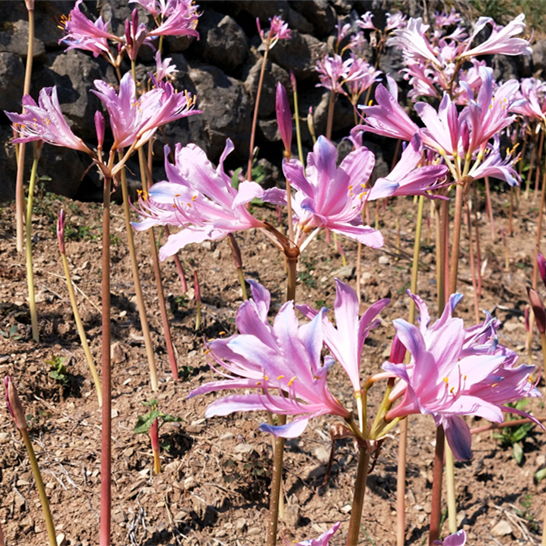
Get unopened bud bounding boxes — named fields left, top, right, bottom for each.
left=256, top=17, right=263, bottom=40
left=389, top=334, right=406, bottom=364
left=461, top=121, right=470, bottom=155
left=275, top=83, right=292, bottom=156
left=307, top=106, right=316, bottom=142
left=5, top=377, right=27, bottom=431
left=538, top=253, right=546, bottom=289
left=150, top=417, right=159, bottom=451
left=527, top=286, right=546, bottom=334
left=525, top=306, right=530, bottom=333
left=94, top=111, right=105, bottom=149
left=24, top=0, right=34, bottom=11
left=57, top=209, right=66, bottom=254
left=193, top=270, right=201, bottom=302
left=228, top=234, right=243, bottom=269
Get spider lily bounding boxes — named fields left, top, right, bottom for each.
left=5, top=87, right=92, bottom=154
left=92, top=72, right=199, bottom=150
left=154, top=51, right=178, bottom=81
left=383, top=292, right=540, bottom=460
left=434, top=530, right=466, bottom=546
left=281, top=135, right=384, bottom=249
left=510, top=78, right=546, bottom=123
left=133, top=140, right=280, bottom=259
left=256, top=15, right=291, bottom=47
left=59, top=0, right=120, bottom=57
left=146, top=0, right=200, bottom=38
left=188, top=281, right=351, bottom=438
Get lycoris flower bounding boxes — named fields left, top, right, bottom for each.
left=434, top=530, right=466, bottom=546
left=297, top=279, right=390, bottom=394
left=133, top=139, right=277, bottom=259
left=92, top=72, right=199, bottom=150
left=5, top=87, right=92, bottom=154
left=383, top=292, right=540, bottom=460
left=290, top=522, right=341, bottom=546
left=146, top=0, right=200, bottom=38
left=154, top=51, right=178, bottom=81
left=187, top=281, right=351, bottom=438
left=59, top=0, right=120, bottom=57
left=256, top=15, right=291, bottom=47
left=282, top=135, right=383, bottom=248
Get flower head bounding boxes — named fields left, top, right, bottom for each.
left=434, top=530, right=466, bottom=546
left=291, top=522, right=341, bottom=546
left=133, top=139, right=271, bottom=259
left=5, top=87, right=92, bottom=154
left=257, top=15, right=291, bottom=47
left=5, top=376, right=27, bottom=431
left=384, top=292, right=540, bottom=460
left=154, top=50, right=178, bottom=81
left=188, top=281, right=350, bottom=438
left=297, top=280, right=389, bottom=393
left=57, top=210, right=66, bottom=254
left=276, top=82, right=292, bottom=154
left=147, top=0, right=200, bottom=37
left=282, top=136, right=383, bottom=247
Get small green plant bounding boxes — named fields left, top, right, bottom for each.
left=494, top=399, right=533, bottom=465
left=170, top=294, right=188, bottom=314
left=299, top=260, right=317, bottom=288
left=46, top=355, right=70, bottom=388
left=0, top=325, right=22, bottom=341
left=515, top=494, right=540, bottom=534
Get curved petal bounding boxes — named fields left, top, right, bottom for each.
left=442, top=415, right=473, bottom=461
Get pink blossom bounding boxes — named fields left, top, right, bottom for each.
left=59, top=0, right=119, bottom=57
left=187, top=281, right=351, bottom=438
left=92, top=72, right=199, bottom=150
left=387, top=18, right=441, bottom=67
left=282, top=136, right=383, bottom=248
left=147, top=0, right=200, bottom=38
left=276, top=82, right=292, bottom=153
left=384, top=292, right=540, bottom=460
left=461, top=14, right=532, bottom=59
left=124, top=9, right=154, bottom=61
left=5, top=87, right=92, bottom=154
left=291, top=522, right=341, bottom=546
left=133, top=140, right=271, bottom=259
left=256, top=15, right=291, bottom=47
left=385, top=11, right=407, bottom=32
left=434, top=530, right=466, bottom=546
left=297, top=280, right=389, bottom=393
left=510, top=78, right=546, bottom=123
left=316, top=54, right=351, bottom=95
left=358, top=12, right=375, bottom=31
left=467, top=137, right=520, bottom=186
left=154, top=50, right=178, bottom=80
left=434, top=9, right=463, bottom=29
left=345, top=56, right=382, bottom=100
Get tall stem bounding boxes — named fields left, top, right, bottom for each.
left=25, top=154, right=39, bottom=342
left=21, top=428, right=57, bottom=546
left=429, top=427, right=445, bottom=545
left=119, top=163, right=159, bottom=390
left=466, top=201, right=480, bottom=324
left=15, top=5, right=35, bottom=253
left=396, top=195, right=425, bottom=546
left=266, top=420, right=286, bottom=546
left=291, top=73, right=305, bottom=165
left=139, top=145, right=179, bottom=382
left=484, top=177, right=495, bottom=242
left=448, top=182, right=465, bottom=295
left=536, top=128, right=545, bottom=199
left=61, top=252, right=103, bottom=406
left=345, top=448, right=371, bottom=546
left=326, top=91, right=336, bottom=140
left=100, top=175, right=112, bottom=546
left=247, top=47, right=269, bottom=181
left=286, top=247, right=299, bottom=302
left=526, top=128, right=539, bottom=200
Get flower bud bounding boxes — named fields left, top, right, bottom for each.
left=275, top=83, right=292, bottom=156
left=150, top=417, right=159, bottom=451
left=228, top=234, right=243, bottom=269
left=94, top=111, right=105, bottom=149
left=389, top=334, right=406, bottom=364
left=538, top=253, right=546, bottom=289
left=461, top=121, right=470, bottom=155
left=57, top=209, right=66, bottom=254
left=527, top=286, right=546, bottom=334
left=525, top=306, right=530, bottom=333
left=5, top=377, right=27, bottom=431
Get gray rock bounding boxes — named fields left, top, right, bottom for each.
left=38, top=145, right=88, bottom=198
left=0, top=19, right=45, bottom=58
left=244, top=59, right=290, bottom=117
left=292, top=0, right=336, bottom=37
left=195, top=10, right=248, bottom=75
left=269, top=30, right=327, bottom=80
left=188, top=64, right=252, bottom=159
left=234, top=1, right=313, bottom=35
left=532, top=40, right=546, bottom=78
left=0, top=53, right=25, bottom=112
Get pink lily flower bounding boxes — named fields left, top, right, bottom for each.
left=358, top=76, right=420, bottom=142
left=387, top=18, right=441, bottom=68
left=59, top=0, right=120, bottom=57
left=187, top=281, right=351, bottom=438
left=133, top=139, right=275, bottom=259
left=434, top=530, right=466, bottom=546
left=154, top=50, right=178, bottom=81
left=282, top=135, right=384, bottom=248
left=297, top=279, right=390, bottom=393
left=92, top=72, right=199, bottom=150
left=124, top=9, right=154, bottom=61
left=510, top=78, right=546, bottom=123
left=5, top=88, right=92, bottom=154
left=460, top=14, right=532, bottom=60
left=384, top=292, right=540, bottom=460
left=368, top=135, right=449, bottom=200
left=345, top=56, right=382, bottom=100
left=316, top=54, right=353, bottom=95
left=290, top=522, right=341, bottom=546
left=467, top=137, right=520, bottom=186
left=434, top=9, right=463, bottom=29
left=256, top=15, right=291, bottom=47
left=147, top=0, right=200, bottom=38
left=385, top=12, right=407, bottom=32
left=358, top=12, right=375, bottom=30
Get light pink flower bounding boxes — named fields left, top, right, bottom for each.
left=59, top=0, right=119, bottom=57
left=387, top=18, right=441, bottom=67
left=5, top=87, right=92, bottom=154
left=434, top=530, right=466, bottom=546
left=188, top=281, right=351, bottom=438
left=358, top=12, right=375, bottom=30
left=385, top=11, right=407, bottom=32
left=256, top=15, right=291, bottom=47
left=283, top=136, right=383, bottom=247
left=461, top=14, right=532, bottom=60
left=154, top=50, right=178, bottom=80
left=147, top=0, right=200, bottom=38
left=291, top=522, right=341, bottom=546
left=133, top=140, right=272, bottom=258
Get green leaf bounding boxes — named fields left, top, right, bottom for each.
left=535, top=468, right=546, bottom=482
left=231, top=167, right=242, bottom=190
left=9, top=325, right=18, bottom=336
left=133, top=410, right=161, bottom=434
left=513, top=442, right=523, bottom=465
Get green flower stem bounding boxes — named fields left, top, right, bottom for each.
left=345, top=448, right=371, bottom=546
left=25, top=153, right=40, bottom=342
left=61, top=252, right=102, bottom=406
left=291, top=76, right=304, bottom=165
left=325, top=91, right=336, bottom=140
left=15, top=3, right=35, bottom=253
left=119, top=163, right=159, bottom=391
left=396, top=194, right=425, bottom=546
left=247, top=46, right=269, bottom=181
left=445, top=441, right=457, bottom=534
left=21, top=428, right=57, bottom=546
left=100, top=174, right=112, bottom=546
